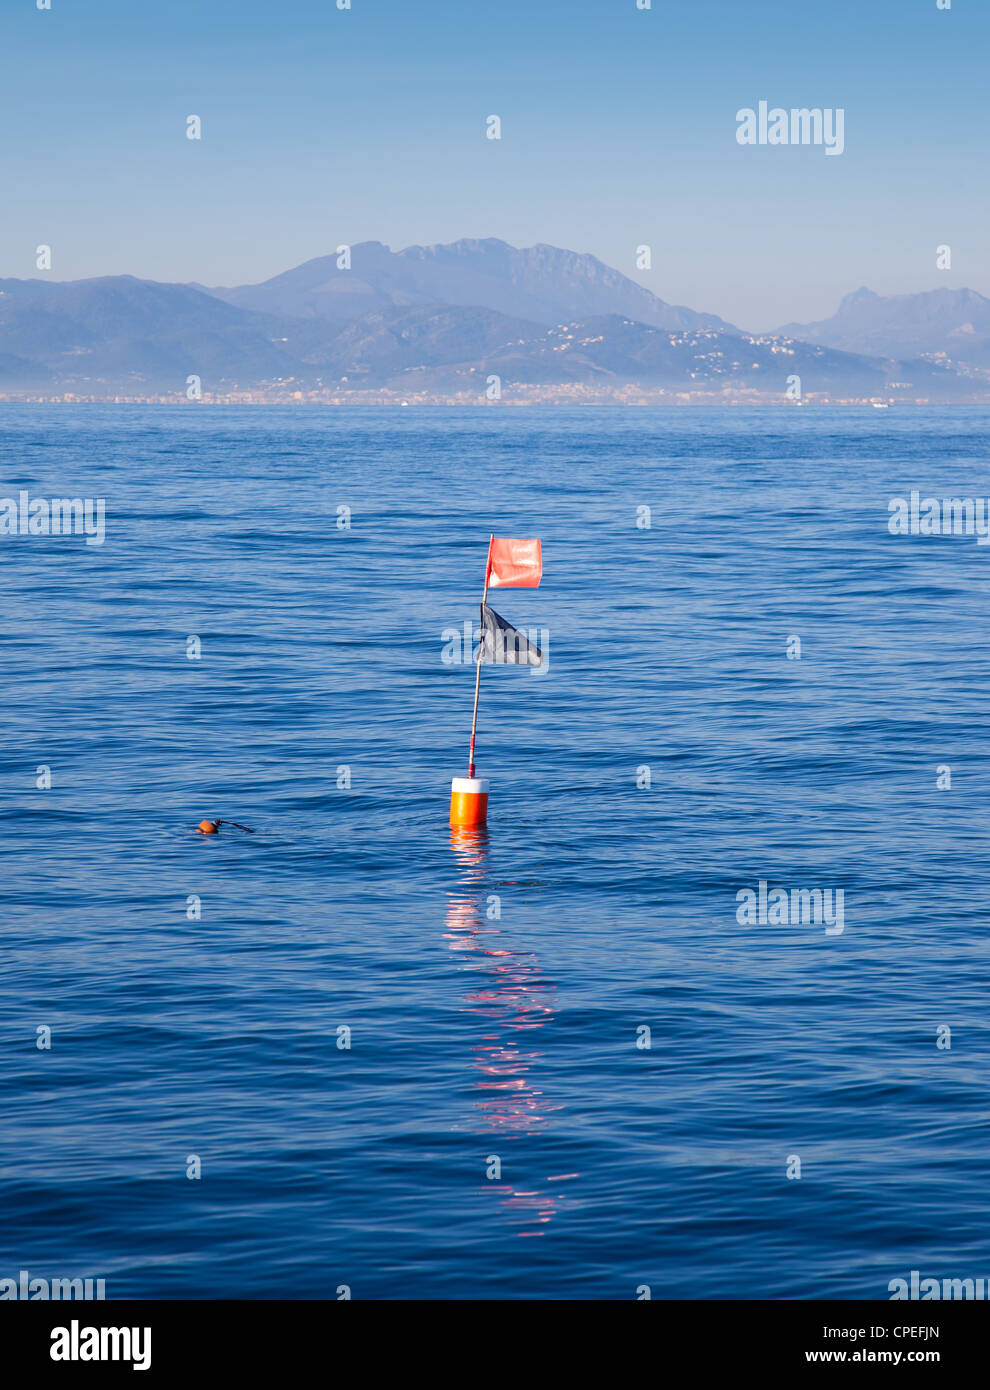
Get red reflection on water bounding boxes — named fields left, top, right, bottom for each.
left=445, top=828, right=577, bottom=1234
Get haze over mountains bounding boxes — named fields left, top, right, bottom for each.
left=776, top=287, right=990, bottom=369
left=0, top=238, right=987, bottom=399
left=204, top=239, right=736, bottom=334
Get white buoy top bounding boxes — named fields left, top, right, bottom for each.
left=451, top=777, right=490, bottom=794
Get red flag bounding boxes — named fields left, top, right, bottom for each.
left=487, top=537, right=542, bottom=589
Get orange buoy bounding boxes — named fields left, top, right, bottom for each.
left=196, top=817, right=254, bottom=835
left=449, top=776, right=489, bottom=828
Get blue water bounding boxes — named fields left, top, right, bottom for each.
left=2, top=405, right=989, bottom=1300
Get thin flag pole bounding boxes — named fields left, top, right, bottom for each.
left=467, top=533, right=494, bottom=778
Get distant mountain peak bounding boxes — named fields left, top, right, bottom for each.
left=839, top=286, right=880, bottom=309
left=205, top=237, right=738, bottom=335
left=776, top=284, right=990, bottom=369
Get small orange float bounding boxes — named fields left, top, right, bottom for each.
left=449, top=776, right=489, bottom=828
left=195, top=818, right=254, bottom=835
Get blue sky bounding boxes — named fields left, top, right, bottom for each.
left=1, top=0, right=984, bottom=328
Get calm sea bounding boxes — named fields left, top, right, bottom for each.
left=2, top=405, right=989, bottom=1299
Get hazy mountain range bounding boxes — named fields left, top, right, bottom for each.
left=203, top=239, right=736, bottom=334
left=0, top=238, right=988, bottom=399
left=776, top=287, right=990, bottom=368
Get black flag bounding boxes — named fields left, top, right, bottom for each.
left=480, top=603, right=544, bottom=667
